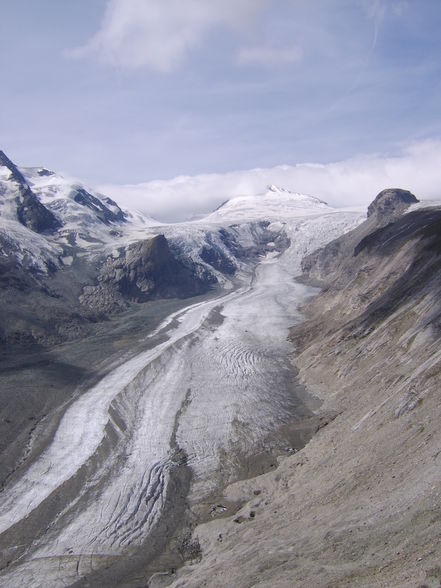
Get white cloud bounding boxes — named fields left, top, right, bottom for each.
left=97, top=140, right=441, bottom=222
left=363, top=0, right=406, bottom=49
left=69, top=0, right=270, bottom=71
left=237, top=46, right=303, bottom=67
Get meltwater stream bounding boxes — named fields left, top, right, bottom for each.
left=0, top=213, right=357, bottom=587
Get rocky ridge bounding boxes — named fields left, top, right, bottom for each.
left=0, top=150, right=61, bottom=234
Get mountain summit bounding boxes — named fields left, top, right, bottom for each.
left=0, top=149, right=61, bottom=234
left=205, top=185, right=331, bottom=223
left=367, top=187, right=419, bottom=220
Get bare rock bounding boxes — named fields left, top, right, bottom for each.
left=367, top=187, right=419, bottom=220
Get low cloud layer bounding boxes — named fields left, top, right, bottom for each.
left=98, top=140, right=441, bottom=222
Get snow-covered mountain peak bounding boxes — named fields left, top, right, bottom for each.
left=266, top=184, right=327, bottom=205
left=18, top=163, right=160, bottom=236
left=202, top=185, right=332, bottom=224
left=267, top=184, right=290, bottom=193
left=0, top=149, right=29, bottom=187
left=0, top=151, right=163, bottom=279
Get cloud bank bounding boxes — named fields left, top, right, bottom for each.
left=69, top=0, right=270, bottom=71
left=98, top=140, right=441, bottom=222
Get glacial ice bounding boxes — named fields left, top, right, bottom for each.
left=0, top=176, right=363, bottom=585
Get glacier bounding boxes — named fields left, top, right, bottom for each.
left=0, top=170, right=363, bottom=586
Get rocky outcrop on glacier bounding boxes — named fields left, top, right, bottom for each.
left=0, top=150, right=28, bottom=185
left=15, top=185, right=62, bottom=234
left=81, top=234, right=216, bottom=312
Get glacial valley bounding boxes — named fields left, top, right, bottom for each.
left=1, top=151, right=441, bottom=587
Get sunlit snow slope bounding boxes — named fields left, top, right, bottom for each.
left=204, top=184, right=330, bottom=224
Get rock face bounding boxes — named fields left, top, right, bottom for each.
left=80, top=235, right=216, bottom=312
left=70, top=187, right=126, bottom=225
left=199, top=244, right=236, bottom=275
left=112, top=235, right=215, bottom=300
left=16, top=185, right=62, bottom=233
left=285, top=203, right=441, bottom=587
left=0, top=150, right=28, bottom=185
left=366, top=187, right=418, bottom=220
left=166, top=196, right=441, bottom=588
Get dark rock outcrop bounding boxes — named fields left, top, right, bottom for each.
left=200, top=244, right=236, bottom=275
left=37, top=168, right=54, bottom=177
left=301, top=188, right=419, bottom=289
left=366, top=187, right=418, bottom=220
left=70, top=187, right=126, bottom=224
left=80, top=235, right=216, bottom=313
left=0, top=150, right=28, bottom=186
left=16, top=186, right=62, bottom=233
left=218, top=222, right=291, bottom=261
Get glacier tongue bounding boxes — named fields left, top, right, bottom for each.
left=0, top=199, right=362, bottom=586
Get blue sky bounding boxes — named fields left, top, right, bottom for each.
left=1, top=0, right=441, bottom=215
